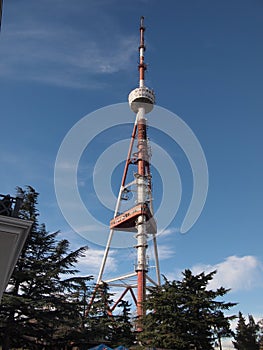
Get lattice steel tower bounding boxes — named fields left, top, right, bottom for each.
left=93, top=17, right=160, bottom=324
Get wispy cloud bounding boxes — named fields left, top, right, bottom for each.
left=192, top=256, right=263, bottom=292
left=77, top=248, right=117, bottom=276
left=165, top=255, right=263, bottom=293
left=157, top=227, right=180, bottom=237
left=148, top=244, right=175, bottom=261
left=0, top=2, right=137, bottom=89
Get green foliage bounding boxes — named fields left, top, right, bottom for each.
left=258, top=319, right=263, bottom=349
left=0, top=186, right=136, bottom=350
left=87, top=284, right=135, bottom=347
left=0, top=186, right=243, bottom=350
left=138, top=269, right=236, bottom=350
left=113, top=300, right=136, bottom=347
left=233, top=312, right=260, bottom=350
left=0, top=186, right=93, bottom=350
left=88, top=283, right=115, bottom=344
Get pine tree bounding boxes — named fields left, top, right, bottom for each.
left=88, top=283, right=115, bottom=345
left=87, top=284, right=135, bottom=348
left=233, top=312, right=259, bottom=350
left=112, top=300, right=135, bottom=347
left=138, top=269, right=236, bottom=350
left=258, top=319, right=263, bottom=350
left=0, top=186, right=93, bottom=350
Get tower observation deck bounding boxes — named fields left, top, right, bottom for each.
left=90, top=17, right=160, bottom=327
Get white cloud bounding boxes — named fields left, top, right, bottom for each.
left=152, top=244, right=175, bottom=261
left=0, top=31, right=136, bottom=88
left=157, top=227, right=180, bottom=237
left=77, top=248, right=117, bottom=276
left=164, top=255, right=263, bottom=293
left=0, top=3, right=137, bottom=88
left=191, top=255, right=263, bottom=292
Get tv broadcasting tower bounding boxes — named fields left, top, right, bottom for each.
left=91, top=16, right=160, bottom=323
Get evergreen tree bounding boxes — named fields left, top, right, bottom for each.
left=88, top=283, right=115, bottom=345
left=112, top=300, right=135, bottom=347
left=233, top=312, right=259, bottom=350
left=56, top=276, right=94, bottom=349
left=87, top=284, right=135, bottom=348
left=258, top=319, right=263, bottom=350
left=138, top=269, right=236, bottom=350
left=0, top=186, right=93, bottom=350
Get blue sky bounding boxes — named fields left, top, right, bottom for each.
left=1, top=0, right=263, bottom=341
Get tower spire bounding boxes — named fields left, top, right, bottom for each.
left=139, top=16, right=146, bottom=87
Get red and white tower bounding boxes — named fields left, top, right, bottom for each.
left=93, top=16, right=160, bottom=324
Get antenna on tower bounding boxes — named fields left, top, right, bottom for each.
left=139, top=16, right=147, bottom=88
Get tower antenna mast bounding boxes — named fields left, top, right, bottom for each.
left=90, top=16, right=160, bottom=326
left=139, top=16, right=146, bottom=88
